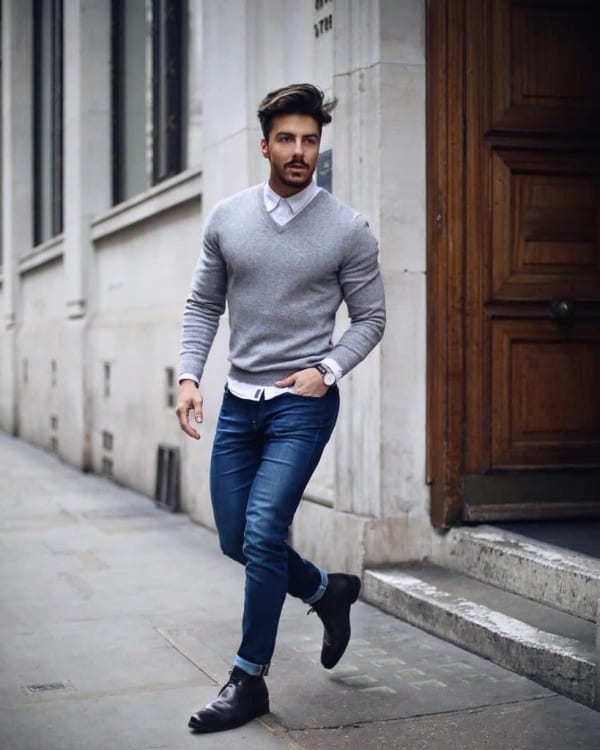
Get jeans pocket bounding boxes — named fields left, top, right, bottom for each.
left=292, top=384, right=338, bottom=400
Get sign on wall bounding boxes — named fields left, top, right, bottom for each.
left=317, top=149, right=333, bottom=193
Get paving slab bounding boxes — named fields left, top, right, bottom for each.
left=0, top=685, right=293, bottom=750
left=287, top=695, right=600, bottom=750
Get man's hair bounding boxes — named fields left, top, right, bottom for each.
left=257, top=83, right=337, bottom=140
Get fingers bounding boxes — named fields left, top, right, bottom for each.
left=275, top=373, right=297, bottom=387
left=287, top=368, right=328, bottom=397
left=193, top=392, right=204, bottom=425
left=176, top=385, right=203, bottom=440
left=176, top=405, right=200, bottom=439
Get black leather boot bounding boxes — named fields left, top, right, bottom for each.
left=188, top=667, right=269, bottom=733
left=310, top=573, right=361, bottom=669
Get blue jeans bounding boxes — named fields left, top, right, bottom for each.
left=209, top=385, right=340, bottom=675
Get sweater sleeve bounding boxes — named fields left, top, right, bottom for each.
left=329, top=216, right=386, bottom=376
left=178, top=213, right=227, bottom=383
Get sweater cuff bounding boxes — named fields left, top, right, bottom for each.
left=321, top=357, right=342, bottom=381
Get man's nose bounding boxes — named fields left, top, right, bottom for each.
left=294, top=138, right=305, bottom=155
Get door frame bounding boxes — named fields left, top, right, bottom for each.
left=426, top=0, right=467, bottom=527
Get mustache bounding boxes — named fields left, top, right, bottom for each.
left=286, top=159, right=309, bottom=167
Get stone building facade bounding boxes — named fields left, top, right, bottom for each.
left=1, top=0, right=432, bottom=572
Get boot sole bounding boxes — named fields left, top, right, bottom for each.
left=188, top=703, right=270, bottom=733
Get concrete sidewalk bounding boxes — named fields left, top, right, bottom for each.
left=1, top=432, right=600, bottom=750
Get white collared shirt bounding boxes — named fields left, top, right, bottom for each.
left=263, top=180, right=321, bottom=226
left=180, top=182, right=342, bottom=399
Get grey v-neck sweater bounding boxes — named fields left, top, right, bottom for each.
left=179, top=185, right=385, bottom=386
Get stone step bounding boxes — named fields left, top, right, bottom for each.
left=363, top=563, right=597, bottom=707
left=438, top=525, right=600, bottom=621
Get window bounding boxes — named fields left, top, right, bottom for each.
left=103, top=362, right=111, bottom=398
left=152, top=0, right=185, bottom=184
left=111, top=0, right=147, bottom=201
left=165, top=366, right=175, bottom=407
left=32, top=0, right=63, bottom=245
left=112, top=0, right=186, bottom=204
left=102, top=430, right=114, bottom=451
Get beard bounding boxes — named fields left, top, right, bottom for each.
left=276, top=160, right=315, bottom=190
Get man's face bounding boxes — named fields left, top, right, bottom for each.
left=260, top=114, right=321, bottom=196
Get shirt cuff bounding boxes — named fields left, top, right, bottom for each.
left=178, top=373, right=199, bottom=386
left=321, top=357, right=342, bottom=382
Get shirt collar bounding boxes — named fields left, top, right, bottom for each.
left=263, top=180, right=320, bottom=215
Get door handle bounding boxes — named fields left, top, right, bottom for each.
left=550, top=299, right=575, bottom=324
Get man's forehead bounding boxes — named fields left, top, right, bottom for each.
left=270, top=114, right=320, bottom=137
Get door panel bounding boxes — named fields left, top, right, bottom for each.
left=491, top=319, right=600, bottom=466
left=492, top=150, right=600, bottom=299
left=463, top=0, right=600, bottom=520
left=491, top=0, right=599, bottom=133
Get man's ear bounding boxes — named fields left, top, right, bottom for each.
left=260, top=138, right=270, bottom=160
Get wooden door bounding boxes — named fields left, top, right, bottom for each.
left=427, top=0, right=600, bottom=525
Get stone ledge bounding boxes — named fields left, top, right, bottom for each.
left=91, top=167, right=203, bottom=243
left=437, top=525, right=600, bottom=621
left=18, top=235, right=65, bottom=275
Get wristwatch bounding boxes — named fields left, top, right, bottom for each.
left=315, top=363, right=336, bottom=387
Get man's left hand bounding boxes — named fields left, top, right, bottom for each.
left=275, top=368, right=328, bottom=397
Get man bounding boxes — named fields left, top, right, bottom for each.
left=176, top=83, right=385, bottom=733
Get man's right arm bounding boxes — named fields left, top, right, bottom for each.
left=177, top=221, right=227, bottom=439
left=178, top=223, right=227, bottom=381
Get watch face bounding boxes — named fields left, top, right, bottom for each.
left=316, top=363, right=335, bottom=386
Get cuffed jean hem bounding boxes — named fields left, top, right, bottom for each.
left=233, top=655, right=270, bottom=677
left=302, top=567, right=328, bottom=605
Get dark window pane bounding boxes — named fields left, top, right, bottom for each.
left=152, top=0, right=185, bottom=184
left=112, top=0, right=149, bottom=203
left=32, top=0, right=63, bottom=245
